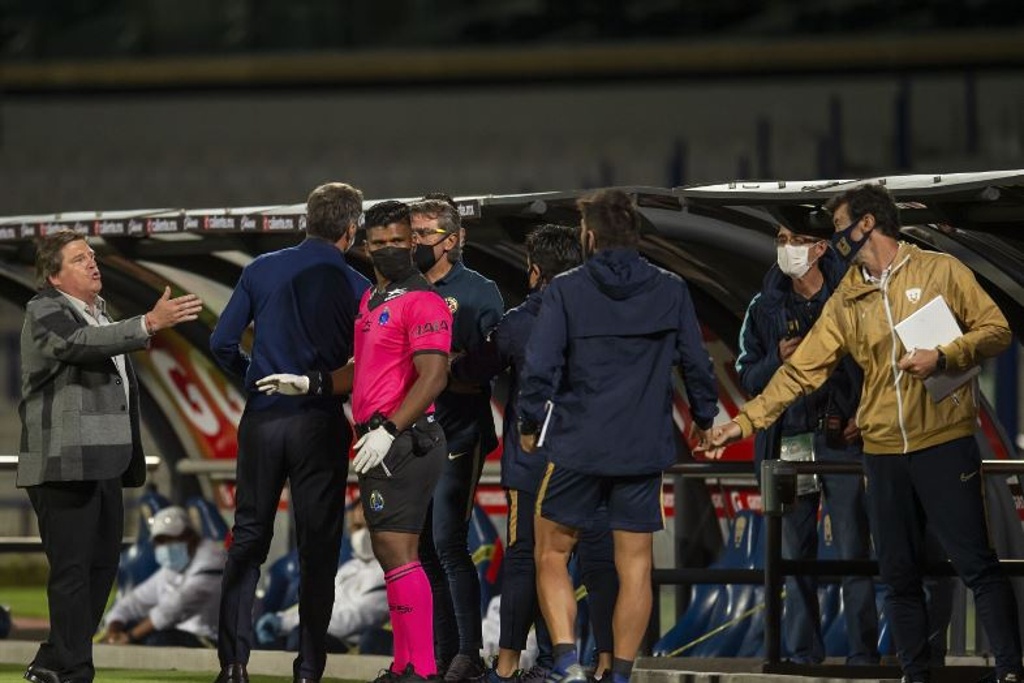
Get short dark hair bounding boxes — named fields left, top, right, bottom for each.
left=825, top=183, right=901, bottom=239
left=410, top=198, right=462, bottom=263
left=364, top=199, right=411, bottom=233
left=421, top=192, right=459, bottom=212
left=526, top=224, right=582, bottom=284
left=577, top=189, right=640, bottom=249
left=35, top=230, right=86, bottom=290
left=306, top=182, right=363, bottom=242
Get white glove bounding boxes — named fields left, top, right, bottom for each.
left=352, top=427, right=395, bottom=475
left=255, top=373, right=309, bottom=396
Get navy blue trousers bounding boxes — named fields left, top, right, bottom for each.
left=419, top=436, right=485, bottom=662
left=780, top=433, right=878, bottom=664
left=218, top=409, right=348, bottom=682
left=864, top=435, right=1023, bottom=681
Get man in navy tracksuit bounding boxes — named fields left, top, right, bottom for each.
left=519, top=190, right=719, bottom=683
left=454, top=225, right=618, bottom=682
left=409, top=196, right=505, bottom=681
left=735, top=222, right=878, bottom=664
left=210, top=182, right=370, bottom=683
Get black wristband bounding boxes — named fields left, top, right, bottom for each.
left=382, top=420, right=399, bottom=437
left=305, top=371, right=333, bottom=396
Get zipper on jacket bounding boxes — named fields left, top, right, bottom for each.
left=880, top=269, right=911, bottom=454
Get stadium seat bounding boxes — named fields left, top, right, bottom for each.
left=117, top=489, right=171, bottom=594
left=653, top=510, right=761, bottom=657
left=254, top=549, right=300, bottom=620
left=469, top=502, right=503, bottom=618
left=185, top=495, right=230, bottom=541
left=688, top=512, right=763, bottom=657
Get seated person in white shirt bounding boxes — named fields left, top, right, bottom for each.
left=255, top=501, right=388, bottom=653
left=103, top=505, right=226, bottom=647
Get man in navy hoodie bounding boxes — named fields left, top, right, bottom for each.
left=735, top=219, right=878, bottom=665
left=454, top=224, right=618, bottom=682
left=518, top=190, right=719, bottom=683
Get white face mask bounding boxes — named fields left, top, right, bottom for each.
left=155, top=541, right=191, bottom=573
left=350, top=527, right=374, bottom=562
left=777, top=244, right=814, bottom=279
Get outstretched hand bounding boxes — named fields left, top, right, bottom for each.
left=255, top=374, right=310, bottom=396
left=692, top=421, right=743, bottom=456
left=147, top=286, right=203, bottom=332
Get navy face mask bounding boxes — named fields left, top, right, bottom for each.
left=830, top=217, right=868, bottom=264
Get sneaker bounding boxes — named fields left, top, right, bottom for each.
left=399, top=668, right=443, bottom=682
left=544, top=664, right=589, bottom=683
left=1000, top=674, right=1022, bottom=683
left=485, top=665, right=549, bottom=683
left=518, top=667, right=549, bottom=683
left=444, top=654, right=487, bottom=682
left=371, top=666, right=403, bottom=683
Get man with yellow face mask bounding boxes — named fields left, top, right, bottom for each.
left=735, top=217, right=878, bottom=665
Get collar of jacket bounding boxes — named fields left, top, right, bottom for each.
left=840, top=241, right=915, bottom=302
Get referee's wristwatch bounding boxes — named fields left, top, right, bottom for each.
left=935, top=348, right=947, bottom=371
left=519, top=418, right=540, bottom=437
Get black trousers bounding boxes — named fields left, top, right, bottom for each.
left=27, top=477, right=124, bottom=683
left=865, top=435, right=1024, bottom=681
left=218, top=408, right=348, bottom=682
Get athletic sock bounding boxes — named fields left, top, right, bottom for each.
left=385, top=561, right=437, bottom=677
left=551, top=644, right=577, bottom=673
left=611, top=657, right=633, bottom=683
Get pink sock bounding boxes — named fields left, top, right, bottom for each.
left=385, top=560, right=436, bottom=677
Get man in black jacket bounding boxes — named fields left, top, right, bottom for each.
left=735, top=219, right=877, bottom=664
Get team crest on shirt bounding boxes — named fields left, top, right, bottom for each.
left=378, top=308, right=391, bottom=326
left=905, top=288, right=921, bottom=304
left=445, top=297, right=459, bottom=315
left=369, top=490, right=385, bottom=512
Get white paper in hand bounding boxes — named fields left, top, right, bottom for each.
left=894, top=295, right=979, bottom=401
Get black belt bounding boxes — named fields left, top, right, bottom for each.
left=355, top=413, right=387, bottom=438
left=355, top=413, right=435, bottom=437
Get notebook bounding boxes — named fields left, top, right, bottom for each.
left=893, top=295, right=979, bottom=401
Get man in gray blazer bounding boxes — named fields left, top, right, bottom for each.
left=18, top=229, right=203, bottom=683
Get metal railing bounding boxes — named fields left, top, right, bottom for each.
left=175, top=457, right=505, bottom=486
left=0, top=455, right=163, bottom=553
left=652, top=458, right=1024, bottom=667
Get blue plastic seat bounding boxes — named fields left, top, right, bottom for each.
left=689, top=512, right=763, bottom=657
left=117, top=489, right=171, bottom=593
left=469, top=502, right=503, bottom=618
left=653, top=510, right=762, bottom=657
left=185, top=495, right=229, bottom=541
left=254, top=549, right=300, bottom=620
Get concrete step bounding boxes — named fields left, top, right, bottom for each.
left=634, top=657, right=997, bottom=683
left=0, top=639, right=393, bottom=680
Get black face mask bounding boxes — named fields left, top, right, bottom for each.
left=370, top=246, right=415, bottom=282
left=830, top=218, right=868, bottom=264
left=414, top=243, right=440, bottom=273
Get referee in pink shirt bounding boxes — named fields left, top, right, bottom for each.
left=259, top=200, right=452, bottom=683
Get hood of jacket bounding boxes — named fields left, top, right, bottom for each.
left=584, top=248, right=659, bottom=301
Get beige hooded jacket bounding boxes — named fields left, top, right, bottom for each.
left=735, top=242, right=1011, bottom=455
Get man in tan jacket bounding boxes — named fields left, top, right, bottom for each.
left=710, top=183, right=1023, bottom=683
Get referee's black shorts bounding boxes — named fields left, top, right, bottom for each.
left=359, top=418, right=446, bottom=534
